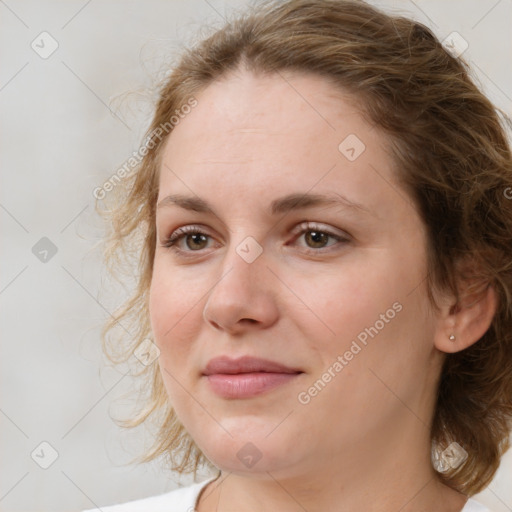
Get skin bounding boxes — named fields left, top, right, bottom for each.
left=149, top=68, right=496, bottom=511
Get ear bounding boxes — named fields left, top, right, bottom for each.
left=433, top=279, right=498, bottom=354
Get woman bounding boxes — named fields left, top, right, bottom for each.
left=91, top=0, right=512, bottom=510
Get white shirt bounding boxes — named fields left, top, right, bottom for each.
left=83, top=476, right=493, bottom=512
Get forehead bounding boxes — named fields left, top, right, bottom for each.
left=167, top=69, right=367, bottom=153
left=157, top=69, right=411, bottom=223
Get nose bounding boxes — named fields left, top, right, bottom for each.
left=202, top=239, right=279, bottom=335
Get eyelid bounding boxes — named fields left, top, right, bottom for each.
left=161, top=224, right=215, bottom=247
left=290, top=221, right=350, bottom=240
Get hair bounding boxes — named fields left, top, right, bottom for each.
left=99, top=0, right=512, bottom=496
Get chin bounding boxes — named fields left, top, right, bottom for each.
left=188, top=417, right=304, bottom=475
left=201, top=442, right=296, bottom=476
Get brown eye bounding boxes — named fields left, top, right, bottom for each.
left=291, top=222, right=351, bottom=254
left=304, top=230, right=331, bottom=249
left=163, top=226, right=213, bottom=253
left=183, top=233, right=209, bottom=250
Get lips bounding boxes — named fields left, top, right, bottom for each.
left=202, top=356, right=303, bottom=399
left=202, top=355, right=302, bottom=376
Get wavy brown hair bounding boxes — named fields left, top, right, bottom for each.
left=99, top=0, right=512, bottom=495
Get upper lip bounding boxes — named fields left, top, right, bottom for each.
left=202, top=356, right=302, bottom=375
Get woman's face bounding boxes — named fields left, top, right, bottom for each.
left=150, top=69, right=445, bottom=477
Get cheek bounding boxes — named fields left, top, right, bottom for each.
left=292, top=252, right=429, bottom=370
left=290, top=258, right=403, bottom=340
left=148, top=261, right=203, bottom=363
left=148, top=267, right=204, bottom=412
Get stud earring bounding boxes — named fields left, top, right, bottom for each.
left=449, top=334, right=456, bottom=341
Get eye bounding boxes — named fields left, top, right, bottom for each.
left=290, top=221, right=350, bottom=253
left=162, top=225, right=214, bottom=254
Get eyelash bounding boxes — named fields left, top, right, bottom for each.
left=161, top=222, right=350, bottom=258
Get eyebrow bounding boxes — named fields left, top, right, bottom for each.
left=157, top=192, right=373, bottom=217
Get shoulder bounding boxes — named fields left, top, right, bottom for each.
left=82, top=476, right=216, bottom=512
left=461, top=498, right=495, bottom=512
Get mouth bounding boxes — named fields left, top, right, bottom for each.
left=202, top=355, right=304, bottom=399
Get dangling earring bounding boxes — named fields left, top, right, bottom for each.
left=449, top=334, right=456, bottom=341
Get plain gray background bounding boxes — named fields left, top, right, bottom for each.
left=1, top=1, right=511, bottom=511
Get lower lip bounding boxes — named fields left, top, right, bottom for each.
left=205, top=372, right=301, bottom=399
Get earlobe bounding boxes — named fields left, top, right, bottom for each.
left=434, top=283, right=498, bottom=354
